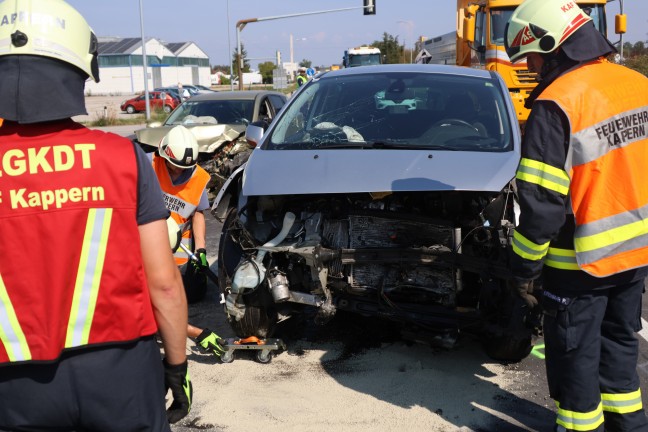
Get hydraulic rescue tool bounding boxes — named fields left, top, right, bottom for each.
left=179, top=243, right=224, bottom=304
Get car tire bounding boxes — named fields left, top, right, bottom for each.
left=126, top=105, right=136, bottom=114
left=163, top=105, right=172, bottom=113
left=229, top=289, right=277, bottom=339
left=218, top=207, right=277, bottom=339
left=482, top=293, right=534, bottom=362
left=484, top=334, right=533, bottom=363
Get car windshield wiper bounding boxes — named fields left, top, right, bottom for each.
left=310, top=141, right=461, bottom=150
left=368, top=142, right=461, bottom=151
left=311, top=142, right=376, bottom=149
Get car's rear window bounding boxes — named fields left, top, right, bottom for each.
left=268, top=71, right=513, bottom=152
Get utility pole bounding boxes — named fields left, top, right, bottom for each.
left=138, top=0, right=150, bottom=121
left=226, top=0, right=234, bottom=91
left=397, top=20, right=414, bottom=64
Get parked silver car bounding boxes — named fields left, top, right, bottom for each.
left=212, top=64, right=535, bottom=361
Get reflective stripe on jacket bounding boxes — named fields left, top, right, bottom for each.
left=152, top=155, right=210, bottom=265
left=0, top=123, right=158, bottom=364
left=538, top=59, right=648, bottom=277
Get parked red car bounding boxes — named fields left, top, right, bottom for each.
left=120, top=91, right=178, bottom=114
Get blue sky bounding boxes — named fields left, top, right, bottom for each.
left=65, top=1, right=647, bottom=69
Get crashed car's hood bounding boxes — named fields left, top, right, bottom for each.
left=242, top=149, right=519, bottom=196
left=135, top=124, right=244, bottom=154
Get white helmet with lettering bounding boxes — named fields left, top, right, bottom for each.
left=0, top=0, right=100, bottom=82
left=159, top=125, right=199, bottom=169
left=505, top=0, right=591, bottom=63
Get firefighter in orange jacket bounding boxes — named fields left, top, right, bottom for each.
left=0, top=0, right=191, bottom=429
left=505, top=1, right=648, bottom=431
left=153, top=125, right=226, bottom=358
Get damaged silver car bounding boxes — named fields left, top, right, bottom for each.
left=212, top=64, right=536, bottom=361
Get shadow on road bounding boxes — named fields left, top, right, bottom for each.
left=280, top=311, right=555, bottom=432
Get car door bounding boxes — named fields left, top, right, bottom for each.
left=256, top=97, right=273, bottom=123
left=268, top=94, right=287, bottom=116
left=152, top=92, right=164, bottom=110
left=133, top=95, right=146, bottom=111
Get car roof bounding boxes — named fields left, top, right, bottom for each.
left=317, top=63, right=494, bottom=80
left=187, top=90, right=286, bottom=102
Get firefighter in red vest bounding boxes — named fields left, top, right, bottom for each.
left=505, top=0, right=648, bottom=431
left=0, top=0, right=191, bottom=429
left=152, top=125, right=226, bottom=358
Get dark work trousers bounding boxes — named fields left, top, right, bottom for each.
left=542, top=275, right=648, bottom=432
left=0, top=337, right=171, bottom=432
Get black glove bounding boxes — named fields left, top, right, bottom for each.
left=196, top=328, right=226, bottom=357
left=507, top=278, right=538, bottom=308
left=163, top=359, right=192, bottom=424
left=192, top=248, right=209, bottom=270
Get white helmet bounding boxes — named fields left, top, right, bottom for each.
left=159, top=125, right=199, bottom=169
left=0, top=0, right=100, bottom=82
left=505, top=0, right=591, bottom=63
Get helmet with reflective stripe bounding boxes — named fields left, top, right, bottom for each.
left=505, top=0, right=592, bottom=63
left=0, top=0, right=100, bottom=82
left=159, top=125, right=199, bottom=169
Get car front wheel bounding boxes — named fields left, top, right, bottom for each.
left=163, top=105, right=172, bottom=113
left=483, top=292, right=535, bottom=362
left=125, top=105, right=136, bottom=114
left=218, top=208, right=277, bottom=339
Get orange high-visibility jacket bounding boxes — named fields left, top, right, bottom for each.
left=152, top=155, right=210, bottom=265
left=0, top=123, right=158, bottom=364
left=538, top=59, right=648, bottom=277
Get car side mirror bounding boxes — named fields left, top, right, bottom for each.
left=245, top=123, right=265, bottom=148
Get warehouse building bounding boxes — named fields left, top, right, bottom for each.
left=84, top=37, right=211, bottom=95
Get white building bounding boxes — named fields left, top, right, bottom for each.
left=84, top=37, right=211, bottom=95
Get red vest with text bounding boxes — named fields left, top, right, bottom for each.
left=152, top=155, right=210, bottom=265
left=0, top=121, right=158, bottom=364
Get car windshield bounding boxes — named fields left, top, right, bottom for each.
left=164, top=99, right=255, bottom=126
left=490, top=8, right=514, bottom=45
left=268, top=71, right=513, bottom=152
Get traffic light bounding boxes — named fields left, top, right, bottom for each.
left=363, top=0, right=375, bottom=15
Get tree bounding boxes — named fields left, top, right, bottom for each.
left=625, top=55, right=648, bottom=77
left=258, top=61, right=276, bottom=84
left=211, top=65, right=230, bottom=74
left=299, top=59, right=312, bottom=68
left=231, top=43, right=251, bottom=76
left=370, top=32, right=405, bottom=64
left=632, top=41, right=646, bottom=57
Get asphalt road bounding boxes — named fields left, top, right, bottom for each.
left=172, top=216, right=648, bottom=432
left=98, top=124, right=648, bottom=432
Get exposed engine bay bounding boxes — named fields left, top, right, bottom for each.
left=218, top=186, right=534, bottom=359
left=198, top=135, right=252, bottom=199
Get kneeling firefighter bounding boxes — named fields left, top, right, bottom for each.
left=154, top=126, right=226, bottom=357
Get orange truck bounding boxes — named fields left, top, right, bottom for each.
left=456, top=0, right=626, bottom=125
